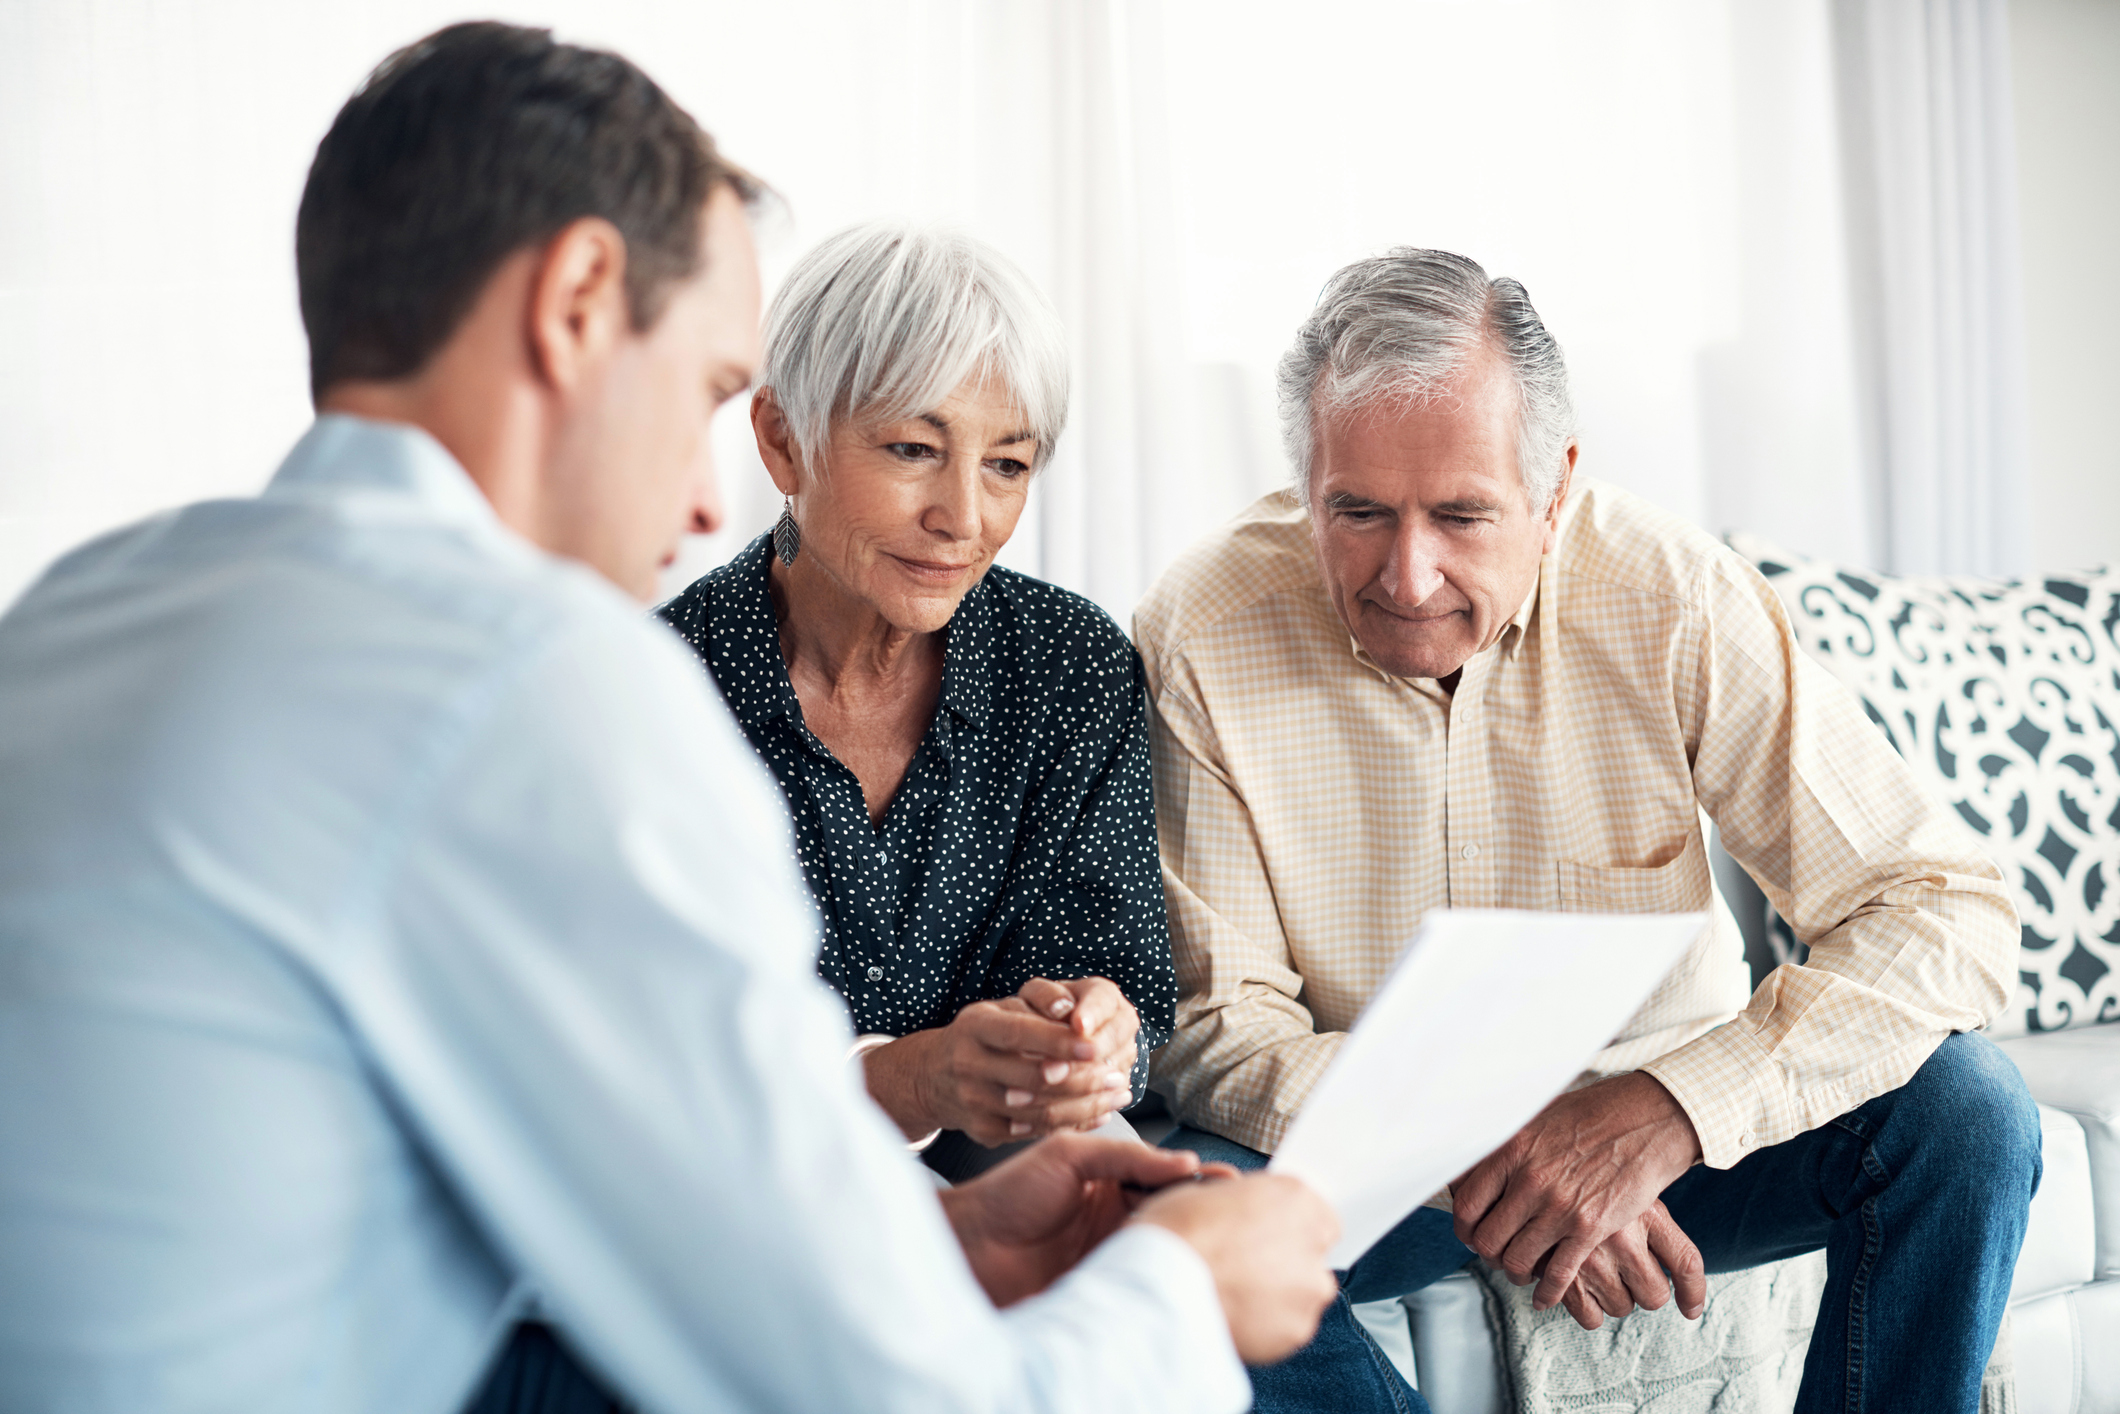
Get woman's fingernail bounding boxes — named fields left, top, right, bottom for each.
left=1005, top=1089, right=1032, bottom=1107
left=1042, top=1062, right=1070, bottom=1085
left=1049, top=998, right=1073, bottom=1017
left=1103, top=1070, right=1128, bottom=1090
left=1009, top=1121, right=1031, bottom=1137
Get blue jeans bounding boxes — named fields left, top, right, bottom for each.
left=1164, top=1032, right=2042, bottom=1414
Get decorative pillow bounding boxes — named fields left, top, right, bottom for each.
left=1725, top=534, right=2120, bottom=1037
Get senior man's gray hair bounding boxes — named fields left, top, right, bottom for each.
left=1278, top=248, right=1576, bottom=514
left=761, top=223, right=1069, bottom=474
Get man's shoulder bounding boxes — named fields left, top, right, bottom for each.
left=1555, top=478, right=1733, bottom=611
left=1134, top=489, right=1329, bottom=670
left=0, top=478, right=684, bottom=807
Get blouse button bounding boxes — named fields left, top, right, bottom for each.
left=879, top=850, right=890, bottom=866
left=866, top=965, right=885, bottom=982
left=1461, top=843, right=1480, bottom=860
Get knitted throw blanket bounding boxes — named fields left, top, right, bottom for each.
left=1474, top=1252, right=2014, bottom=1414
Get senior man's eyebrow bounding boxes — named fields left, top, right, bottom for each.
left=1432, top=497, right=1504, bottom=516
left=1324, top=492, right=1391, bottom=512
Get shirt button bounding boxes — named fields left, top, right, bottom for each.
left=1461, top=844, right=1480, bottom=860
left=866, top=965, right=885, bottom=983
left=878, top=850, right=890, bottom=866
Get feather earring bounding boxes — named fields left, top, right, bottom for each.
left=772, top=497, right=801, bottom=566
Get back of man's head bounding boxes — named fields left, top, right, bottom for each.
left=296, top=21, right=752, bottom=403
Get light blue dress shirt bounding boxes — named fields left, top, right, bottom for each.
left=0, top=416, right=1248, bottom=1414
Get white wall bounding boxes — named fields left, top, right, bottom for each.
left=0, top=0, right=1049, bottom=608
left=1159, top=0, right=1871, bottom=564
left=9, top=0, right=2096, bottom=618
left=2012, top=0, right=2120, bottom=573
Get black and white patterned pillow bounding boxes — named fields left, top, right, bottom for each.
left=1726, top=534, right=2120, bottom=1038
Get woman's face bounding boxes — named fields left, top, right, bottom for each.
left=783, top=374, right=1037, bottom=634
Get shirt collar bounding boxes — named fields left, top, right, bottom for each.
left=935, top=576, right=995, bottom=732
left=709, top=536, right=805, bottom=730
left=1499, top=575, right=1541, bottom=658
left=265, top=414, right=502, bottom=533
left=708, top=537, right=996, bottom=736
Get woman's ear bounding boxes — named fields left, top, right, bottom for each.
left=751, top=388, right=802, bottom=497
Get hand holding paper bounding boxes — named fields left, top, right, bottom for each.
left=1269, top=908, right=1708, bottom=1271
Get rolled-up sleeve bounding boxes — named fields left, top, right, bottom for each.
left=1642, top=553, right=2019, bottom=1169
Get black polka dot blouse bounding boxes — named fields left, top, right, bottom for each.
left=656, top=534, right=1176, bottom=1100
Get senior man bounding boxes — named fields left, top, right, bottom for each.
left=1137, top=248, right=2040, bottom=1414
left=0, top=23, right=1338, bottom=1414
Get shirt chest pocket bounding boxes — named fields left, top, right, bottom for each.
left=1557, top=829, right=1711, bottom=914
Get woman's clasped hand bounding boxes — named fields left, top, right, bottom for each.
left=865, top=977, right=1141, bottom=1147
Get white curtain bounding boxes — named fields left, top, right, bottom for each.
left=1033, top=0, right=1192, bottom=623
left=1, top=0, right=1901, bottom=613
left=1833, top=0, right=2031, bottom=576
left=653, top=0, right=1210, bottom=625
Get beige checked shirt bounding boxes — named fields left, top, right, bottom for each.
left=1136, top=479, right=2017, bottom=1169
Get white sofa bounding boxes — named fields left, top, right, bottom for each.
left=1386, top=544, right=2120, bottom=1414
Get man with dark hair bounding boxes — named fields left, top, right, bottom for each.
left=295, top=20, right=750, bottom=400
left=0, top=23, right=1335, bottom=1414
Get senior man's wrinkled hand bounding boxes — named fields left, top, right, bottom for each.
left=1451, top=1070, right=1707, bottom=1327
left=1544, top=1199, right=1705, bottom=1329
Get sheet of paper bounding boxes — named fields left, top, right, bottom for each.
left=1270, top=908, right=1709, bottom=1269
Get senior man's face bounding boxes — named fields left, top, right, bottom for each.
left=1308, top=347, right=1574, bottom=683
left=779, top=375, right=1035, bottom=634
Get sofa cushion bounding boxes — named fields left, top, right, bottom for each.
left=1725, top=536, right=2120, bottom=1038
left=2008, top=1287, right=2078, bottom=1414
left=2014, top=1103, right=2096, bottom=1302
left=1405, top=1270, right=1505, bottom=1414
left=2010, top=1278, right=2120, bottom=1414
left=2002, top=1030, right=2120, bottom=1281
left=2073, top=1278, right=2120, bottom=1414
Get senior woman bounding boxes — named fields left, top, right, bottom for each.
left=657, top=225, right=1172, bottom=1182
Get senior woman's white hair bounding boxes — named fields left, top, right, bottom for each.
left=761, top=223, right=1070, bottom=473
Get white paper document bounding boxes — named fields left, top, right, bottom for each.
left=1270, top=908, right=1709, bottom=1269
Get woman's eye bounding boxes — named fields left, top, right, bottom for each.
left=887, top=442, right=939, bottom=461
left=986, top=457, right=1030, bottom=479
